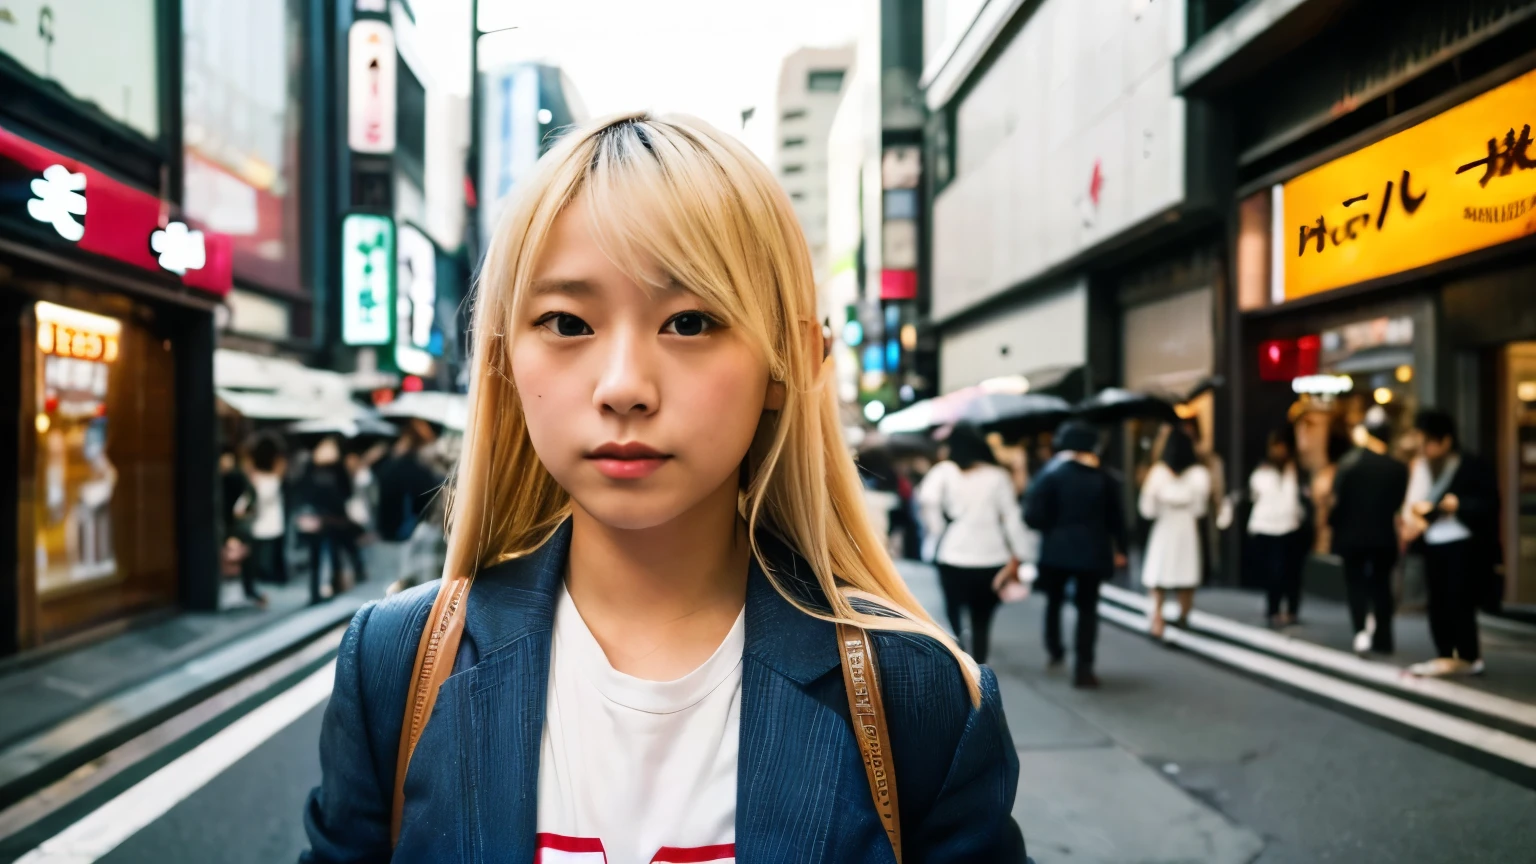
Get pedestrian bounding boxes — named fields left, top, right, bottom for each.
left=234, top=433, right=288, bottom=605
left=855, top=447, right=903, bottom=557
left=302, top=114, right=1024, bottom=863
left=1247, top=426, right=1308, bottom=627
left=1139, top=427, right=1210, bottom=639
left=295, top=436, right=366, bottom=603
left=1024, top=421, right=1129, bottom=689
left=917, top=424, right=1034, bottom=665
left=371, top=419, right=444, bottom=587
left=1402, top=409, right=1499, bottom=677
left=1330, top=409, right=1410, bottom=655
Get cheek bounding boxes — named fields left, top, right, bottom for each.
left=670, top=348, right=767, bottom=447
left=510, top=343, right=584, bottom=453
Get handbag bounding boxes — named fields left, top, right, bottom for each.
left=389, top=575, right=906, bottom=862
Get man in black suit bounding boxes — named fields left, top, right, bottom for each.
left=1330, top=411, right=1410, bottom=655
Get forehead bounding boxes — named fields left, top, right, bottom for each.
left=527, top=197, right=685, bottom=302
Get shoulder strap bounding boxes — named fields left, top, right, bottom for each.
left=837, top=622, right=903, bottom=863
left=390, top=572, right=475, bottom=846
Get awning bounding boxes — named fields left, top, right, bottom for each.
left=378, top=391, right=469, bottom=432
left=216, top=389, right=378, bottom=422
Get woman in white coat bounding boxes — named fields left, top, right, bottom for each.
left=1140, top=428, right=1211, bottom=638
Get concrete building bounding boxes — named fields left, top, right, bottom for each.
left=773, top=46, right=855, bottom=284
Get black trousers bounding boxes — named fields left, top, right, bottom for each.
left=1039, top=568, right=1102, bottom=675
left=306, top=528, right=366, bottom=604
left=1251, top=531, right=1305, bottom=618
left=242, top=536, right=287, bottom=600
left=1423, top=541, right=1481, bottom=663
left=937, top=564, right=1003, bottom=665
left=1341, top=548, right=1397, bottom=652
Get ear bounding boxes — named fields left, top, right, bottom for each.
left=764, top=379, right=786, bottom=411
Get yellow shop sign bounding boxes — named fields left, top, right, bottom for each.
left=1277, top=67, right=1536, bottom=301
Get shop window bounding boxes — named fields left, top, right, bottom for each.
left=30, top=300, right=177, bottom=639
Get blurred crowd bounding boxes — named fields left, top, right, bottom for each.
left=857, top=403, right=1501, bottom=685
left=216, top=419, right=456, bottom=608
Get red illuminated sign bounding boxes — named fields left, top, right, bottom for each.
left=0, top=124, right=233, bottom=297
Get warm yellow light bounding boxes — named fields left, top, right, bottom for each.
left=900, top=323, right=917, bottom=351
left=1517, top=381, right=1536, bottom=403
left=35, top=413, right=50, bottom=433
left=1175, top=403, right=1199, bottom=420
left=1395, top=365, right=1413, bottom=383
left=1374, top=387, right=1393, bottom=404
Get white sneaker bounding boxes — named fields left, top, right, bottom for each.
left=1408, top=657, right=1468, bottom=677
left=1468, top=659, right=1486, bottom=677
left=1353, top=629, right=1373, bottom=655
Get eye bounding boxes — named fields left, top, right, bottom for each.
left=535, top=312, right=593, bottom=337
left=663, top=311, right=718, bottom=337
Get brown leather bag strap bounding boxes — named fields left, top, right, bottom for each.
left=390, top=573, right=474, bottom=847
left=837, top=622, right=902, bottom=863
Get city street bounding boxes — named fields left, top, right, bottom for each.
left=5, top=563, right=1533, bottom=864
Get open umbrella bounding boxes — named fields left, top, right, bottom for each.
left=1074, top=388, right=1179, bottom=424
left=287, top=416, right=398, bottom=438
left=959, top=392, right=1073, bottom=435
left=378, top=391, right=469, bottom=432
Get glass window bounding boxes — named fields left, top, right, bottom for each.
left=807, top=69, right=845, bottom=93
left=781, top=108, right=807, bottom=122
left=32, top=300, right=177, bottom=634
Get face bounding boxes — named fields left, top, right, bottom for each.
left=1421, top=434, right=1453, bottom=461
left=1267, top=439, right=1291, bottom=464
left=511, top=197, right=774, bottom=531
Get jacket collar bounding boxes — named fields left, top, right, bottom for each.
left=462, top=518, right=841, bottom=683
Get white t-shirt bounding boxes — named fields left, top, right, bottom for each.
left=247, top=473, right=285, bottom=540
left=536, top=584, right=743, bottom=864
left=1247, top=463, right=1303, bottom=536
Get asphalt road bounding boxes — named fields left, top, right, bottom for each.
left=14, top=563, right=1535, bottom=864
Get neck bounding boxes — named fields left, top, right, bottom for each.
left=1364, top=437, right=1388, bottom=455
left=1071, top=452, right=1100, bottom=468
left=565, top=477, right=749, bottom=680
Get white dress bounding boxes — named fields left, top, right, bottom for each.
left=1139, top=463, right=1211, bottom=589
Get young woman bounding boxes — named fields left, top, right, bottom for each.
left=302, top=113, right=1022, bottom=863
left=1247, top=426, right=1308, bottom=627
left=918, top=424, right=1033, bottom=666
left=1139, top=428, right=1210, bottom=638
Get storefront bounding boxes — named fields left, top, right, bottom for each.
left=1, top=125, right=233, bottom=654
left=1232, top=62, right=1536, bottom=608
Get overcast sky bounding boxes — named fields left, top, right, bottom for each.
left=475, top=0, right=863, bottom=156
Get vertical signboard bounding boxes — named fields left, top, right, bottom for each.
left=478, top=63, right=542, bottom=249
left=341, top=213, right=395, bottom=345
left=394, top=223, right=437, bottom=375
left=347, top=20, right=398, bottom=154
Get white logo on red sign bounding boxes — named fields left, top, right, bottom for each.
left=28, top=164, right=87, bottom=242
left=150, top=222, right=208, bottom=275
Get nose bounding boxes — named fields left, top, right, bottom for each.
left=592, top=329, right=659, bottom=418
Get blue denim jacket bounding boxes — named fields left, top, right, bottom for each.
left=301, top=521, right=1021, bottom=862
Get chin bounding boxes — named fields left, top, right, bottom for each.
left=569, top=492, right=699, bottom=532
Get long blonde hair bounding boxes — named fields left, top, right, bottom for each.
left=446, top=111, right=981, bottom=703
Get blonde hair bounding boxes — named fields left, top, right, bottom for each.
left=446, top=111, right=981, bottom=703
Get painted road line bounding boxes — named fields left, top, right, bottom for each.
left=1098, top=583, right=1536, bottom=732
left=0, top=627, right=344, bottom=843
left=14, top=662, right=335, bottom=864
left=1096, top=602, right=1536, bottom=771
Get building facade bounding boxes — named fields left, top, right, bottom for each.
left=1183, top=0, right=1536, bottom=607
left=1, top=0, right=234, bottom=654
left=774, top=46, right=856, bottom=286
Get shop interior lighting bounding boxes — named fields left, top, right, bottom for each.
left=35, top=414, right=50, bottom=433
left=863, top=400, right=887, bottom=423
left=1395, top=365, right=1413, bottom=383
left=1291, top=374, right=1352, bottom=395
left=1517, top=381, right=1536, bottom=403
left=1374, top=387, right=1394, bottom=404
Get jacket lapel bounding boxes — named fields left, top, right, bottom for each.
left=459, top=521, right=571, bottom=864
left=736, top=540, right=850, bottom=863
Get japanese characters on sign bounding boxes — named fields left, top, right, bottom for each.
left=1275, top=66, right=1536, bottom=302
left=341, top=213, right=395, bottom=346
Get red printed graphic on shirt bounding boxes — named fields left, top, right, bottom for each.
left=534, top=834, right=736, bottom=864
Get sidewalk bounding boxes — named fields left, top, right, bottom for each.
left=1154, top=585, right=1536, bottom=705
left=0, top=565, right=390, bottom=809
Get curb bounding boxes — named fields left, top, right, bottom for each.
left=0, top=596, right=368, bottom=811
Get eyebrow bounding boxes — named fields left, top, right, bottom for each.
left=528, top=278, right=597, bottom=298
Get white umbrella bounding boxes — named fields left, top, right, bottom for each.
left=287, top=416, right=398, bottom=437
left=378, top=391, right=469, bottom=432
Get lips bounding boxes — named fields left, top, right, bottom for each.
left=586, top=441, right=672, bottom=480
